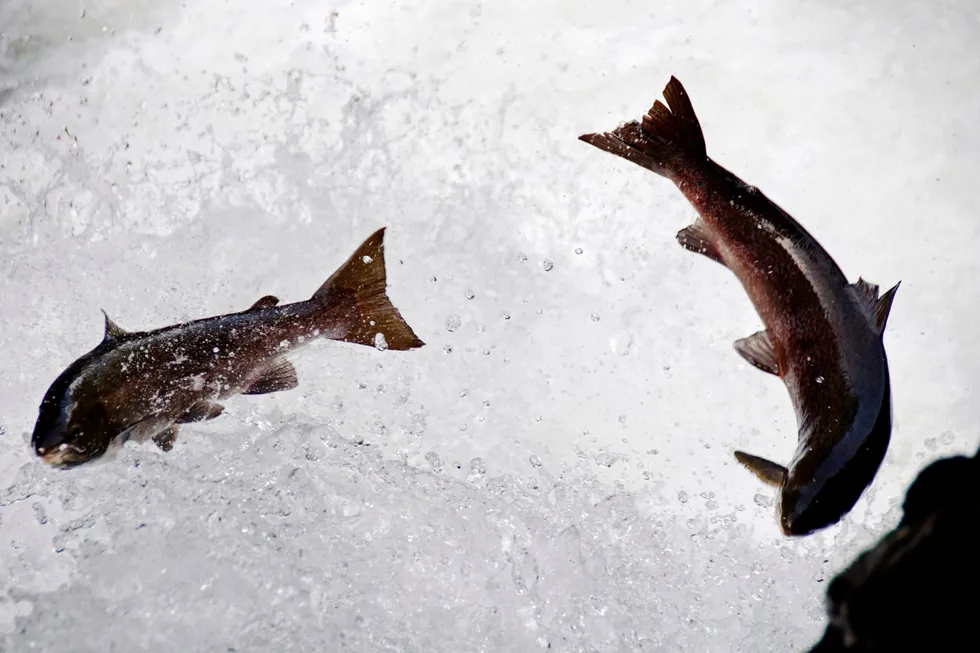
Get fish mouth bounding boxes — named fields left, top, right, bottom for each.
left=39, top=444, right=93, bottom=469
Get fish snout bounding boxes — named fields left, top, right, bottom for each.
left=39, top=443, right=91, bottom=468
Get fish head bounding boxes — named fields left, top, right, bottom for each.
left=777, top=382, right=893, bottom=537
left=33, top=396, right=112, bottom=468
left=32, top=352, right=116, bottom=468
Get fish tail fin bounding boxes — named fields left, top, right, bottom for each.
left=312, top=227, right=425, bottom=351
left=579, top=75, right=707, bottom=178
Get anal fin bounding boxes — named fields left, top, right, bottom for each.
left=874, top=281, right=900, bottom=334
left=734, top=451, right=787, bottom=487
left=242, top=359, right=299, bottom=395
left=852, top=278, right=880, bottom=304
left=733, top=329, right=779, bottom=376
left=676, top=220, right=724, bottom=266
left=152, top=426, right=179, bottom=452
left=177, top=401, right=225, bottom=424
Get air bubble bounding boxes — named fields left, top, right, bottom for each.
left=575, top=247, right=583, bottom=255
left=542, top=259, right=554, bottom=272
left=465, top=289, right=475, bottom=300
left=529, top=455, right=542, bottom=467
left=445, top=315, right=461, bottom=332
left=590, top=313, right=600, bottom=322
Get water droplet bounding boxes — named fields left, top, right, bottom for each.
left=529, top=455, right=542, bottom=467
left=482, top=349, right=490, bottom=356
left=595, top=452, right=616, bottom=468
left=753, top=493, right=772, bottom=507
left=477, top=324, right=486, bottom=333
left=534, top=415, right=543, bottom=422
left=443, top=345, right=453, bottom=354
left=465, top=289, right=476, bottom=300
left=501, top=311, right=511, bottom=320
left=542, top=259, right=554, bottom=272
left=575, top=247, right=583, bottom=255
left=590, top=312, right=600, bottom=322
left=518, top=253, right=528, bottom=263
left=618, top=415, right=627, bottom=424
left=459, top=424, right=468, bottom=432
left=425, top=451, right=442, bottom=471
left=361, top=255, right=373, bottom=264
left=468, top=457, right=487, bottom=477
left=482, top=399, right=490, bottom=407
left=677, top=490, right=690, bottom=504
left=460, top=389, right=468, bottom=398
left=430, top=276, right=438, bottom=282
left=815, top=376, right=825, bottom=384
left=373, top=333, right=388, bottom=351
left=445, top=315, right=461, bottom=332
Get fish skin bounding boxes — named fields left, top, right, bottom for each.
left=31, top=227, right=424, bottom=469
left=580, top=76, right=899, bottom=536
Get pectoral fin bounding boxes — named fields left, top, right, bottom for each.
left=734, top=450, right=787, bottom=487
left=152, top=426, right=179, bottom=452
left=733, top=330, right=779, bottom=376
left=177, top=401, right=225, bottom=423
left=242, top=359, right=299, bottom=395
left=676, top=219, right=725, bottom=266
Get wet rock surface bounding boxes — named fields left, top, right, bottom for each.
left=809, top=445, right=980, bottom=652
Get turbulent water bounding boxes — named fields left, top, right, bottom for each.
left=3, top=0, right=979, bottom=651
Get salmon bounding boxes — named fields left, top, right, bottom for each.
left=580, top=77, right=899, bottom=536
left=31, top=227, right=424, bottom=468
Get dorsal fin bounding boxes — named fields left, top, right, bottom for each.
left=248, top=295, right=280, bottom=310
left=101, top=310, right=129, bottom=341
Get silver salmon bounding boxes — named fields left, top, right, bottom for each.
left=32, top=227, right=425, bottom=468
left=580, top=77, right=899, bottom=536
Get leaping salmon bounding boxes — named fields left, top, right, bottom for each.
left=31, top=227, right=425, bottom=468
left=580, top=76, right=899, bottom=536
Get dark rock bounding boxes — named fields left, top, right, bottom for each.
left=808, top=446, right=980, bottom=652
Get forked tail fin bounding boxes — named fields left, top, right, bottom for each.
left=312, top=227, right=425, bottom=351
left=579, top=76, right=707, bottom=177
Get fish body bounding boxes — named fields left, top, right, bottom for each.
left=580, top=77, right=899, bottom=536
left=32, top=227, right=424, bottom=468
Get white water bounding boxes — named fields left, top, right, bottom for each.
left=2, top=1, right=978, bottom=650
